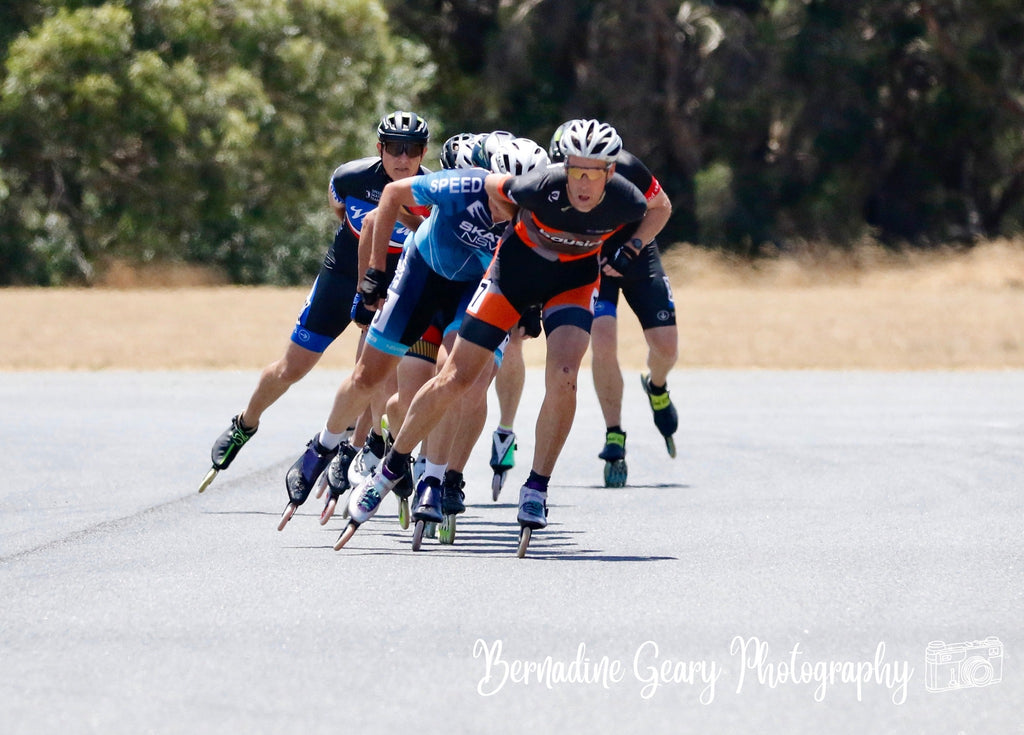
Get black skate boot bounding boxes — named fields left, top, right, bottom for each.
left=439, top=470, right=466, bottom=545
left=411, top=475, right=443, bottom=551
left=318, top=441, right=358, bottom=525
left=641, top=373, right=678, bottom=457
left=598, top=429, right=628, bottom=488
left=279, top=437, right=338, bottom=531
left=199, top=414, right=258, bottom=492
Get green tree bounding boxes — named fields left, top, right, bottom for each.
left=0, top=0, right=434, bottom=284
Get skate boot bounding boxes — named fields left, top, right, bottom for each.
left=279, top=437, right=338, bottom=530
left=438, top=471, right=466, bottom=545
left=489, top=429, right=516, bottom=501
left=391, top=456, right=415, bottom=530
left=334, top=465, right=402, bottom=550
left=410, top=476, right=443, bottom=551
left=515, top=482, right=548, bottom=558
left=598, top=429, right=628, bottom=488
left=317, top=441, right=358, bottom=525
left=347, top=430, right=389, bottom=486
left=641, top=373, right=678, bottom=458
left=412, top=454, right=427, bottom=485
left=199, top=414, right=258, bottom=492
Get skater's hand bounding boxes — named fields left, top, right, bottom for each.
left=350, top=293, right=375, bottom=328
left=517, top=305, right=542, bottom=339
left=602, top=238, right=642, bottom=277
left=358, top=267, right=389, bottom=308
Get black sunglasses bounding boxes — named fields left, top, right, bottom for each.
left=382, top=141, right=426, bottom=158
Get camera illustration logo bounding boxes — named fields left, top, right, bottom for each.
left=925, top=638, right=1003, bottom=693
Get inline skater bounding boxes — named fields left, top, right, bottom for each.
left=347, top=120, right=647, bottom=556
left=549, top=121, right=677, bottom=487
left=199, top=109, right=430, bottom=509
left=287, top=136, right=547, bottom=546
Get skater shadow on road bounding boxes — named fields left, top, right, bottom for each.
left=317, top=515, right=677, bottom=562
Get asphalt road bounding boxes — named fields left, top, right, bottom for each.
left=1, top=369, right=1021, bottom=734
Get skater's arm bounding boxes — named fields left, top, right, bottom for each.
left=369, top=179, right=418, bottom=272
left=631, top=187, right=672, bottom=247
left=484, top=174, right=518, bottom=223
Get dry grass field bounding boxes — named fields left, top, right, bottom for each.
left=2, top=240, right=1022, bottom=371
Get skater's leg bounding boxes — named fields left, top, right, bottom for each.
left=391, top=336, right=495, bottom=457
left=643, top=324, right=678, bottom=389
left=388, top=351, right=436, bottom=435
left=495, top=329, right=525, bottom=430
left=241, top=342, right=321, bottom=427
left=589, top=314, right=623, bottom=429
left=323, top=345, right=401, bottom=439
left=532, top=323, right=590, bottom=475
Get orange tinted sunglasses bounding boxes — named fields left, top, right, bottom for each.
left=565, top=163, right=611, bottom=181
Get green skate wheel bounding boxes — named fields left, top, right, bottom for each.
left=516, top=526, right=532, bottom=558
left=439, top=514, right=456, bottom=545
left=198, top=468, right=218, bottom=494
left=604, top=459, right=627, bottom=488
left=425, top=521, right=437, bottom=539
left=411, top=520, right=426, bottom=551
left=398, top=496, right=410, bottom=529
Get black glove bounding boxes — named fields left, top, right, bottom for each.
left=608, top=238, right=643, bottom=275
left=518, top=305, right=542, bottom=338
left=358, top=267, right=390, bottom=307
left=350, top=293, right=375, bottom=327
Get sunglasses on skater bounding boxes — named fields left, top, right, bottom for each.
left=382, top=141, right=426, bottom=158
left=565, top=163, right=612, bottom=181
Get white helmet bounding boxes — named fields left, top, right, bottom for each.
left=440, top=132, right=481, bottom=170
left=557, top=119, right=622, bottom=162
left=490, top=138, right=550, bottom=175
left=471, top=130, right=516, bottom=169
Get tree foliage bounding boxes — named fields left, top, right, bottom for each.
left=0, top=0, right=433, bottom=284
left=2, top=0, right=1023, bottom=284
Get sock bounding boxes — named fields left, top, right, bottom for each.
left=318, top=426, right=345, bottom=451
left=237, top=413, right=258, bottom=432
left=526, top=470, right=549, bottom=492
left=648, top=380, right=667, bottom=394
left=496, top=425, right=514, bottom=435
left=382, top=450, right=412, bottom=479
left=425, top=461, right=447, bottom=481
left=607, top=425, right=624, bottom=436
left=367, top=430, right=386, bottom=456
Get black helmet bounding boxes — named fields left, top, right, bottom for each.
left=440, top=133, right=481, bottom=170
left=377, top=110, right=430, bottom=143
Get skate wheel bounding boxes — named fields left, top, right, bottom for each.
left=398, top=496, right=410, bottom=530
left=425, top=521, right=437, bottom=539
left=315, top=474, right=328, bottom=500
left=604, top=459, right=628, bottom=488
left=334, top=521, right=358, bottom=551
left=411, top=520, right=426, bottom=551
left=198, top=468, right=218, bottom=494
left=277, top=503, right=297, bottom=531
left=516, top=526, right=532, bottom=558
left=439, top=514, right=456, bottom=545
left=491, top=472, right=506, bottom=502
left=320, top=496, right=337, bottom=526
left=665, top=435, right=677, bottom=458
